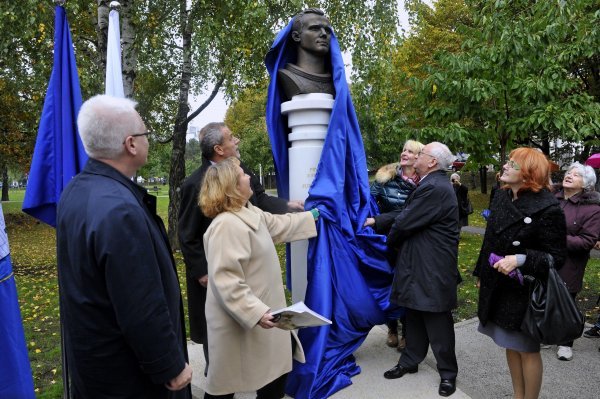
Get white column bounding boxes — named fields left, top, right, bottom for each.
left=281, top=93, right=334, bottom=303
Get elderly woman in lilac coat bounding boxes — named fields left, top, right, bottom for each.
left=553, top=162, right=600, bottom=361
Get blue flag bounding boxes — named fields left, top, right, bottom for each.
left=0, top=204, right=35, bottom=398
left=22, top=5, right=87, bottom=227
left=266, top=21, right=396, bottom=399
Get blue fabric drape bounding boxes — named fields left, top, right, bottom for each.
left=1, top=205, right=35, bottom=399
left=22, top=5, right=87, bottom=227
left=266, top=21, right=396, bottom=399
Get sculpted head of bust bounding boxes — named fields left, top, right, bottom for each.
left=291, top=8, right=332, bottom=58
left=277, top=9, right=335, bottom=100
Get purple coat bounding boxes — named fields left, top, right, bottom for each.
left=555, top=190, right=600, bottom=293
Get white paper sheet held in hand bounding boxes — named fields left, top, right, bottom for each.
left=271, top=301, right=332, bottom=330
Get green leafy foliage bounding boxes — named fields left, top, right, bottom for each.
left=225, top=81, right=274, bottom=174
left=353, top=0, right=471, bottom=168
left=411, top=0, right=600, bottom=165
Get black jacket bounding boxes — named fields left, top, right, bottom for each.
left=177, top=157, right=288, bottom=344
left=370, top=163, right=418, bottom=234
left=474, top=188, right=566, bottom=330
left=57, top=159, right=189, bottom=399
left=454, top=183, right=469, bottom=227
left=387, top=170, right=461, bottom=312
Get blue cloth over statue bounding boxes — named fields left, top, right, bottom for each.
left=265, top=20, right=396, bottom=399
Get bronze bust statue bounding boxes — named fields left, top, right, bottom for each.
left=278, top=9, right=335, bottom=101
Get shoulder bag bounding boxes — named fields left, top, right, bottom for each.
left=520, top=255, right=585, bottom=345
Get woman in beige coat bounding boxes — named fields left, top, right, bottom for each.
left=199, top=158, right=318, bottom=399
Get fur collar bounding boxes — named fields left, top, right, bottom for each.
left=374, top=163, right=399, bottom=184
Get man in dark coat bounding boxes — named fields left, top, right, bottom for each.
left=383, top=142, right=461, bottom=397
left=57, top=95, right=192, bottom=398
left=451, top=173, right=470, bottom=227
left=177, top=122, right=303, bottom=369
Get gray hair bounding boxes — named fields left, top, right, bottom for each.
left=428, top=142, right=455, bottom=170
left=450, top=173, right=460, bottom=182
left=77, top=95, right=140, bottom=159
left=199, top=122, right=226, bottom=159
left=567, top=162, right=597, bottom=191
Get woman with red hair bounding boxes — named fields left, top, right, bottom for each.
left=474, top=148, right=567, bottom=399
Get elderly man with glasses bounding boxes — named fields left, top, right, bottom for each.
left=56, top=95, right=192, bottom=398
left=382, top=142, right=461, bottom=397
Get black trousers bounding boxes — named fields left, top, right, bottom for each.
left=398, top=308, right=458, bottom=380
left=203, top=372, right=288, bottom=399
left=561, top=292, right=578, bottom=347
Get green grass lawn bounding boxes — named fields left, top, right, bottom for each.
left=3, top=188, right=600, bottom=397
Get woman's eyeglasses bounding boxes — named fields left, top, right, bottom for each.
left=506, top=160, right=520, bottom=170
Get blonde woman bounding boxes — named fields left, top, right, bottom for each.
left=199, top=157, right=318, bottom=399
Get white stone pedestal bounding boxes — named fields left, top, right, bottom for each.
left=281, top=93, right=334, bottom=303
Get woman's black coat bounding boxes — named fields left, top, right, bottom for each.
left=474, top=189, right=567, bottom=330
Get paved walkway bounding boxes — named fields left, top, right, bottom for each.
left=188, top=227, right=600, bottom=398
left=189, top=319, right=600, bottom=398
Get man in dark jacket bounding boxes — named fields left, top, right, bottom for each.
left=177, top=122, right=303, bottom=370
left=57, top=95, right=192, bottom=398
left=383, top=142, right=461, bottom=397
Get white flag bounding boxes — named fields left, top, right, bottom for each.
left=105, top=7, right=124, bottom=97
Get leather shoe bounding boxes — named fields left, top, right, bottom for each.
left=438, top=378, right=456, bottom=397
left=383, top=364, right=418, bottom=379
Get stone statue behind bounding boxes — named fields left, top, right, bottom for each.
left=277, top=8, right=335, bottom=101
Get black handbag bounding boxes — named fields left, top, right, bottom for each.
left=520, top=255, right=585, bottom=345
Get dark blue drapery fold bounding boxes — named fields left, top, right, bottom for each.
left=1, top=204, right=35, bottom=399
left=266, top=20, right=395, bottom=399
left=22, top=5, right=87, bottom=227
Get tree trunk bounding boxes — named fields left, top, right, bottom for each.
left=120, top=0, right=136, bottom=98
left=479, top=165, right=487, bottom=194
left=96, top=1, right=109, bottom=77
left=167, top=0, right=192, bottom=248
left=1, top=162, right=8, bottom=202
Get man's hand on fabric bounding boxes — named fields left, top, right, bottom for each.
left=287, top=200, right=305, bottom=212
left=363, top=217, right=375, bottom=227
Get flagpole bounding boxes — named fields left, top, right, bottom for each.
left=52, top=2, right=73, bottom=398
left=52, top=1, right=70, bottom=396
left=106, top=1, right=125, bottom=97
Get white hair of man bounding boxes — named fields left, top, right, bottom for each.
left=567, top=162, right=597, bottom=191
left=428, top=142, right=455, bottom=170
left=77, top=95, right=140, bottom=160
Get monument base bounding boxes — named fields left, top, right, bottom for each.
left=281, top=93, right=333, bottom=303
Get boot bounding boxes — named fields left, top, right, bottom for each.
left=386, top=330, right=398, bottom=348
left=397, top=336, right=406, bottom=352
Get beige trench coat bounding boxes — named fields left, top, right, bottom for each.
left=203, top=203, right=317, bottom=395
